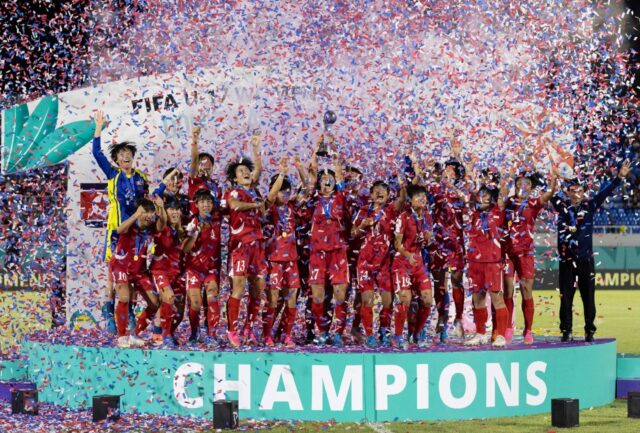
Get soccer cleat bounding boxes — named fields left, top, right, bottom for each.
left=451, top=320, right=464, bottom=338
left=162, top=336, right=178, bottom=349
left=392, top=335, right=409, bottom=350
left=439, top=327, right=449, bottom=344
left=416, top=329, right=430, bottom=348
left=491, top=329, right=498, bottom=343
left=243, top=329, right=259, bottom=346
left=332, top=334, right=345, bottom=348
left=264, top=335, right=275, bottom=347
left=365, top=335, right=378, bottom=348
left=227, top=331, right=241, bottom=348
left=151, top=333, right=163, bottom=347
left=561, top=331, right=573, bottom=342
left=315, top=332, right=330, bottom=346
left=116, top=336, right=131, bottom=348
left=504, top=328, right=514, bottom=344
left=283, top=334, right=296, bottom=348
left=523, top=330, right=534, bottom=345
left=492, top=335, right=506, bottom=348
left=350, top=327, right=365, bottom=345
left=128, top=334, right=146, bottom=348
left=465, top=333, right=489, bottom=346
left=379, top=327, right=391, bottom=347
left=585, top=332, right=595, bottom=343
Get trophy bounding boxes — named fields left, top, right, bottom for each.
left=317, top=110, right=337, bottom=157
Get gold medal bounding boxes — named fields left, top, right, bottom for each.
left=569, top=226, right=577, bottom=233
left=134, top=255, right=139, bottom=261
left=282, top=232, right=288, bottom=238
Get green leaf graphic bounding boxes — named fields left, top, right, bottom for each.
left=8, top=95, right=59, bottom=172
left=2, top=103, right=29, bottom=172
left=22, top=120, right=95, bottom=169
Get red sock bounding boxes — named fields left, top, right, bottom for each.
left=263, top=307, right=277, bottom=337
left=116, top=301, right=129, bottom=337
left=188, top=306, right=200, bottom=336
left=522, top=298, right=534, bottom=332
left=334, top=302, right=346, bottom=335
left=360, top=304, right=374, bottom=336
left=207, top=299, right=220, bottom=336
left=134, top=303, right=158, bottom=335
left=394, top=303, right=408, bottom=337
left=160, top=302, right=174, bottom=337
left=380, top=307, right=392, bottom=330
left=495, top=307, right=508, bottom=337
left=473, top=308, right=488, bottom=335
left=504, top=296, right=514, bottom=328
left=284, top=307, right=297, bottom=335
left=453, top=288, right=465, bottom=320
left=312, top=301, right=325, bottom=332
left=416, top=303, right=431, bottom=335
left=227, top=297, right=241, bottom=333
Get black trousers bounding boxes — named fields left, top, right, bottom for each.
left=558, top=257, right=596, bottom=335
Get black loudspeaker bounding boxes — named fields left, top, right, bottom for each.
left=214, top=399, right=239, bottom=429
left=628, top=391, right=640, bottom=418
left=11, top=389, right=38, bottom=415
left=92, top=394, right=121, bottom=422
left=551, top=398, right=579, bottom=428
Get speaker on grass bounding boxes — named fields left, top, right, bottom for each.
left=628, top=391, right=640, bottom=418
left=11, top=389, right=38, bottom=415
left=551, top=398, right=579, bottom=428
left=213, top=399, right=239, bottom=429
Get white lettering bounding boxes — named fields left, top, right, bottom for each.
left=173, top=362, right=204, bottom=409
left=375, top=365, right=407, bottom=411
left=526, top=361, right=547, bottom=406
left=259, top=365, right=303, bottom=410
left=486, top=363, right=519, bottom=407
left=213, top=364, right=252, bottom=410
left=312, top=365, right=363, bottom=411
left=416, top=364, right=429, bottom=409
left=439, top=363, right=477, bottom=409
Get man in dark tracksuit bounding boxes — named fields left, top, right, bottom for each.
left=551, top=160, right=630, bottom=342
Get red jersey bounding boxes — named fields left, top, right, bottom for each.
left=309, top=190, right=348, bottom=252
left=111, top=223, right=157, bottom=274
left=428, top=182, right=465, bottom=249
left=150, top=225, right=183, bottom=273
left=467, top=205, right=506, bottom=263
left=345, top=191, right=370, bottom=257
left=188, top=175, right=223, bottom=217
left=226, top=186, right=263, bottom=248
left=504, top=197, right=543, bottom=255
left=353, top=202, right=398, bottom=266
left=184, top=215, right=221, bottom=272
left=394, top=209, right=432, bottom=256
left=265, top=202, right=299, bottom=262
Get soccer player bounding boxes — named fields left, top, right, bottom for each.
left=392, top=184, right=433, bottom=349
left=225, top=132, right=265, bottom=347
left=263, top=158, right=305, bottom=347
left=92, top=110, right=148, bottom=335
left=155, top=167, right=190, bottom=221
left=111, top=197, right=165, bottom=348
left=188, top=125, right=221, bottom=212
left=464, top=181, right=509, bottom=347
left=502, top=168, right=557, bottom=344
left=551, top=160, right=631, bottom=342
left=352, top=178, right=406, bottom=347
left=183, top=189, right=223, bottom=345
left=307, top=156, right=350, bottom=346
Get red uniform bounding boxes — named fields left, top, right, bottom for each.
left=428, top=182, right=466, bottom=271
left=150, top=225, right=183, bottom=289
left=392, top=209, right=432, bottom=293
left=308, top=191, right=349, bottom=286
left=353, top=203, right=397, bottom=293
left=503, top=197, right=543, bottom=280
left=265, top=202, right=300, bottom=289
left=188, top=175, right=222, bottom=215
left=110, top=223, right=156, bottom=292
left=467, top=205, right=506, bottom=293
left=226, top=186, right=267, bottom=277
left=184, top=215, right=222, bottom=289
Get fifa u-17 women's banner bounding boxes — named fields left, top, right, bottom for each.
left=1, top=67, right=576, bottom=326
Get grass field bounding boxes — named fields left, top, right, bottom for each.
left=520, top=289, right=640, bottom=353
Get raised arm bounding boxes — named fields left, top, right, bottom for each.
left=117, top=206, right=142, bottom=234
left=267, top=158, right=288, bottom=205
left=540, top=166, right=559, bottom=205
left=189, top=125, right=202, bottom=176
left=293, top=155, right=308, bottom=186
left=334, top=154, right=344, bottom=186
left=250, top=131, right=262, bottom=184
left=394, top=176, right=408, bottom=212
left=92, top=110, right=117, bottom=179
left=154, top=196, right=167, bottom=231
left=593, top=159, right=631, bottom=209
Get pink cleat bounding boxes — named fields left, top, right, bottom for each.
left=264, top=335, right=275, bottom=347
left=227, top=331, right=241, bottom=348
left=504, top=328, right=513, bottom=344
left=283, top=335, right=296, bottom=348
left=524, top=330, right=534, bottom=345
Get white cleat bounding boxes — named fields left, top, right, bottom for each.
left=128, top=334, right=146, bottom=348
left=492, top=335, right=506, bottom=348
left=117, top=336, right=131, bottom=348
left=465, top=333, right=489, bottom=346
left=451, top=320, right=465, bottom=338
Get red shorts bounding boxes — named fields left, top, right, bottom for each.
left=357, top=262, right=392, bottom=293
left=392, top=255, right=431, bottom=293
left=152, top=271, right=181, bottom=291
left=111, top=268, right=154, bottom=293
left=268, top=261, right=301, bottom=290
left=504, top=252, right=535, bottom=280
left=468, top=261, right=504, bottom=293
left=429, top=246, right=465, bottom=272
left=185, top=268, right=220, bottom=290
left=309, top=247, right=349, bottom=286
left=230, top=242, right=267, bottom=277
